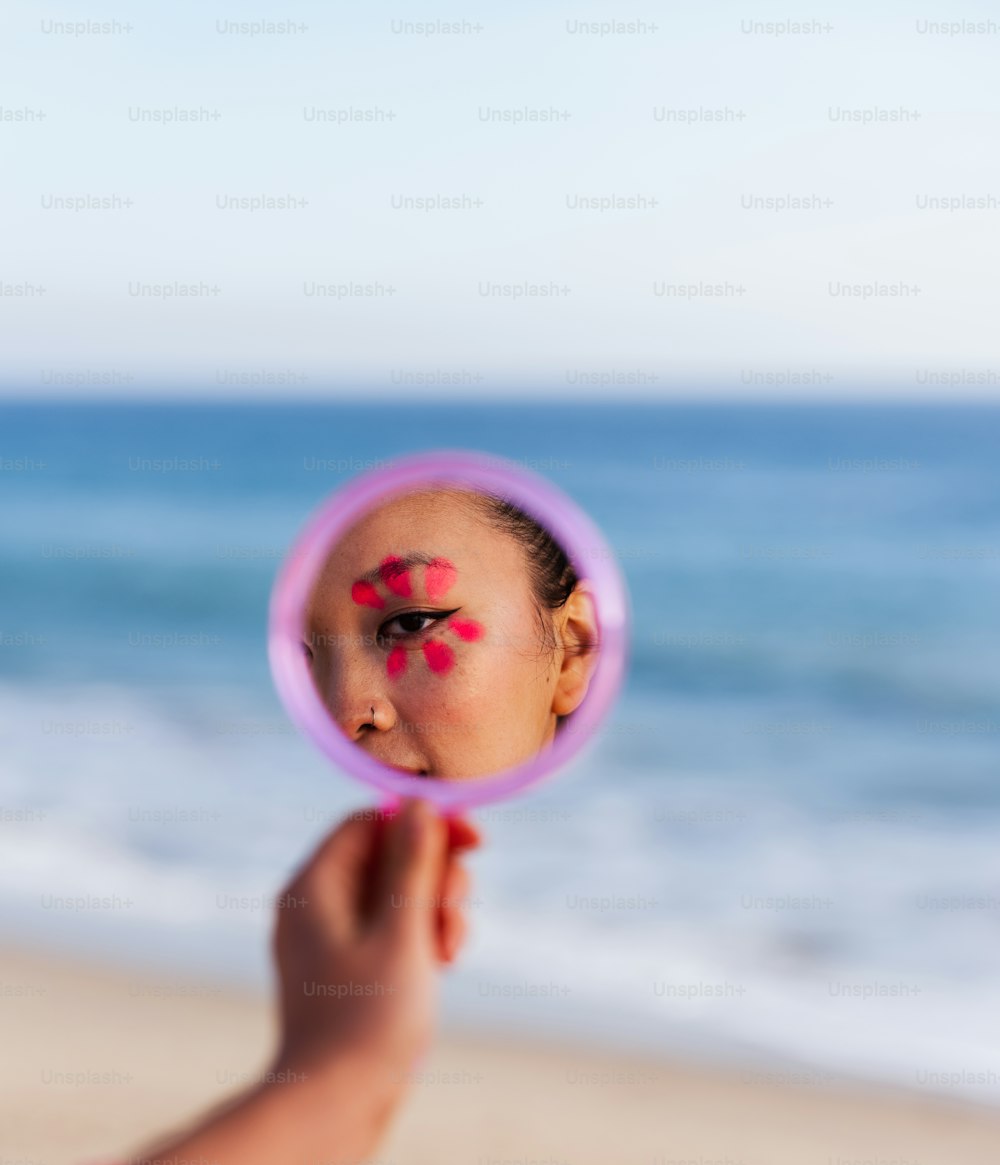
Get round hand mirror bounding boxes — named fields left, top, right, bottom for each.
left=268, top=450, right=630, bottom=809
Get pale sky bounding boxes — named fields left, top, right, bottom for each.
left=2, top=1, right=1000, bottom=398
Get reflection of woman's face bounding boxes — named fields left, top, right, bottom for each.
left=304, top=490, right=584, bottom=779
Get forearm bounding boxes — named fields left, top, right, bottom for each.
left=127, top=1057, right=396, bottom=1165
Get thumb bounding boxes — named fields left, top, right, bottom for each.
left=376, top=798, right=447, bottom=942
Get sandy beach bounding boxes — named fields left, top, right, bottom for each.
left=2, top=945, right=999, bottom=1165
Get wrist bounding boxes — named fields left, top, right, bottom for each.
left=266, top=1041, right=408, bottom=1146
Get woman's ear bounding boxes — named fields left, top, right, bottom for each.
left=551, top=584, right=600, bottom=717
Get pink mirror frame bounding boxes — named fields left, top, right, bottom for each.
left=268, top=449, right=630, bottom=810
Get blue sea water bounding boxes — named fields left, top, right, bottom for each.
left=2, top=401, right=1000, bottom=1100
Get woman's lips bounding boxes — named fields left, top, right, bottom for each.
left=385, top=763, right=429, bottom=778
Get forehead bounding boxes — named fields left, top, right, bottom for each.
left=314, top=489, right=529, bottom=590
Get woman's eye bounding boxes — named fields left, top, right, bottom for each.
left=378, top=609, right=457, bottom=644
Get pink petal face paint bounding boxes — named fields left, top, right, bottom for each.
left=378, top=555, right=413, bottom=597
left=350, top=555, right=469, bottom=680
left=422, top=639, right=455, bottom=675
left=424, top=557, right=457, bottom=601
left=448, top=617, right=484, bottom=642
left=351, top=580, right=384, bottom=609
left=387, top=645, right=408, bottom=679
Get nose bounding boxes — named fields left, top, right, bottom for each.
left=314, top=648, right=396, bottom=741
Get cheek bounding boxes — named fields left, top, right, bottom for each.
left=382, top=641, right=457, bottom=682
left=386, top=646, right=408, bottom=679
left=448, top=617, right=484, bottom=643
left=419, top=617, right=487, bottom=673
left=422, top=640, right=455, bottom=675
left=383, top=618, right=487, bottom=682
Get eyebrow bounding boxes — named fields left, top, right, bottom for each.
left=355, top=551, right=439, bottom=586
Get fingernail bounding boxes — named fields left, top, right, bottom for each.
left=446, top=814, right=481, bottom=847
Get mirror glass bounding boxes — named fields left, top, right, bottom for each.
left=269, top=451, right=629, bottom=804
left=301, top=483, right=600, bottom=780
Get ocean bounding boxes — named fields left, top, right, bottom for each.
left=2, top=400, right=999, bottom=1101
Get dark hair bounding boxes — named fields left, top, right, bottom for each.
left=463, top=490, right=593, bottom=661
